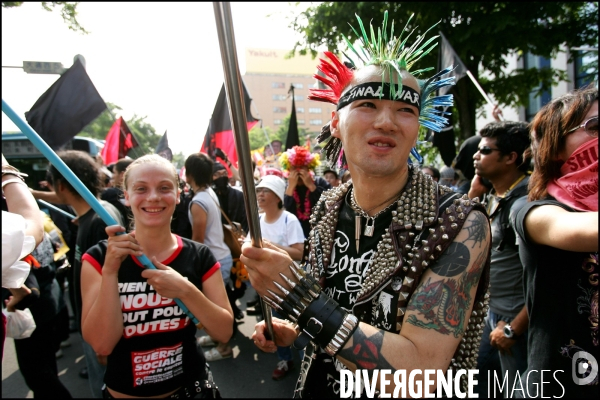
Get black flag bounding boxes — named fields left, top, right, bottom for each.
left=25, top=59, right=107, bottom=150
left=155, top=131, right=172, bottom=161
left=285, top=85, right=300, bottom=150
left=428, top=32, right=469, bottom=165
left=438, top=31, right=468, bottom=96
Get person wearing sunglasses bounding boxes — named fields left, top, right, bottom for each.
left=471, top=120, right=532, bottom=397
left=513, top=84, right=598, bottom=398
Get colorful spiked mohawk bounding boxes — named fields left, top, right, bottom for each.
left=308, top=11, right=456, bottom=167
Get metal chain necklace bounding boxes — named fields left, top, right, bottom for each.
left=348, top=188, right=402, bottom=251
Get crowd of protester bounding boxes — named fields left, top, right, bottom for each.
left=2, top=78, right=597, bottom=398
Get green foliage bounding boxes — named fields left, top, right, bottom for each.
left=2, top=2, right=88, bottom=34
left=79, top=102, right=160, bottom=159
left=247, top=114, right=309, bottom=151
left=288, top=2, right=598, bottom=139
left=171, top=152, right=185, bottom=169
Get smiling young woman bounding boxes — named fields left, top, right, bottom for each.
left=79, top=154, right=233, bottom=398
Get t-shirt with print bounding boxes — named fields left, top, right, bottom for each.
left=303, top=196, right=397, bottom=399
left=259, top=211, right=305, bottom=248
left=73, top=201, right=123, bottom=332
left=83, top=235, right=220, bottom=397
left=514, top=199, right=599, bottom=398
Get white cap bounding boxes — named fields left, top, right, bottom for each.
left=256, top=175, right=285, bottom=203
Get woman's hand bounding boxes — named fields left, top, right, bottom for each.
left=252, top=317, right=299, bottom=352
left=240, top=240, right=294, bottom=298
left=141, top=257, right=194, bottom=301
left=104, top=225, right=143, bottom=274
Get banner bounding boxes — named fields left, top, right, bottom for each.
left=438, top=31, right=468, bottom=96
left=285, top=85, right=300, bottom=150
left=200, top=83, right=258, bottom=170
left=100, top=117, right=138, bottom=165
left=25, top=59, right=107, bottom=150
left=155, top=131, right=173, bottom=161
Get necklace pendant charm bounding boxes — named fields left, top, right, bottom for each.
left=355, top=215, right=362, bottom=252
left=364, top=217, right=375, bottom=237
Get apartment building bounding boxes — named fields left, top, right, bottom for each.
left=242, top=48, right=335, bottom=141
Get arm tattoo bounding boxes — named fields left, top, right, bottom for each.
left=338, top=329, right=394, bottom=372
left=406, top=245, right=487, bottom=337
left=463, top=211, right=488, bottom=248
left=430, top=242, right=470, bottom=277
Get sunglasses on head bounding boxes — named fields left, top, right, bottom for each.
left=477, top=146, right=502, bottom=155
left=566, top=116, right=598, bottom=137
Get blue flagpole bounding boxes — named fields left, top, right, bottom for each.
left=37, top=199, right=77, bottom=220
left=2, top=98, right=201, bottom=327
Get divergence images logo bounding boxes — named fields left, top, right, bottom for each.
left=572, top=351, right=598, bottom=385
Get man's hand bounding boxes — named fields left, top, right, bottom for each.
left=468, top=175, right=489, bottom=200
left=489, top=320, right=515, bottom=355
left=252, top=317, right=299, bottom=352
left=240, top=240, right=294, bottom=297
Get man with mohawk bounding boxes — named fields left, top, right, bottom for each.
left=242, top=12, right=491, bottom=398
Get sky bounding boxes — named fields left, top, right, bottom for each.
left=1, top=2, right=314, bottom=158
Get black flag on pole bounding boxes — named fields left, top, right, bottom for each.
left=438, top=31, right=468, bottom=96
left=285, top=85, right=300, bottom=150
left=155, top=131, right=173, bottom=161
left=25, top=59, right=107, bottom=150
left=428, top=32, right=469, bottom=165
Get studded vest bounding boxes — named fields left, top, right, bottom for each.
left=297, top=167, right=490, bottom=396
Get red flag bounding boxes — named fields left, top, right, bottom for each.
left=201, top=83, right=258, bottom=171
left=100, top=117, right=138, bottom=165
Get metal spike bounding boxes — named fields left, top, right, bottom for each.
left=288, top=264, right=303, bottom=281
left=403, top=277, right=414, bottom=287
left=267, top=289, right=284, bottom=303
left=398, top=307, right=406, bottom=317
left=273, top=281, right=290, bottom=296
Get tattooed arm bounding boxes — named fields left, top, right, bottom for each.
left=336, top=210, right=490, bottom=396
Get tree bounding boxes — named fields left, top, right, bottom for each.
left=288, top=2, right=598, bottom=140
left=2, top=2, right=88, bottom=33
left=79, top=102, right=160, bottom=159
left=247, top=115, right=310, bottom=151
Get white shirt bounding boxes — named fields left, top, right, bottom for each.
left=256, top=210, right=305, bottom=247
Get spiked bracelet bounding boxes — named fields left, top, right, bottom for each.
left=292, top=292, right=346, bottom=351
left=324, top=313, right=359, bottom=356
left=262, top=263, right=357, bottom=354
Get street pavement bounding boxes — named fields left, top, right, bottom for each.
left=2, top=287, right=300, bottom=398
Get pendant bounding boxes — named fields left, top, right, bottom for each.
left=364, top=217, right=375, bottom=237
left=355, top=215, right=362, bottom=252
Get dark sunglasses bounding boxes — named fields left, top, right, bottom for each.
left=566, top=116, right=598, bottom=137
left=477, top=146, right=502, bottom=155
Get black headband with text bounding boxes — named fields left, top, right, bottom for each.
left=337, top=82, right=421, bottom=110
